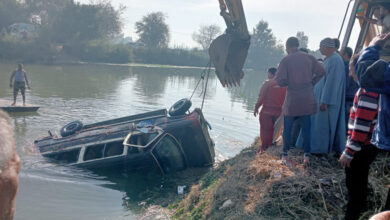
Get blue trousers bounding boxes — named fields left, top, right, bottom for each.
left=283, top=115, right=311, bottom=157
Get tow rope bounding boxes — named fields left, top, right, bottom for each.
left=189, top=61, right=212, bottom=111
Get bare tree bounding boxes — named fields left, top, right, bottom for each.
left=192, top=24, right=221, bottom=50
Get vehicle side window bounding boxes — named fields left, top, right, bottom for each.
left=46, top=148, right=80, bottom=163
left=104, top=141, right=124, bottom=157
left=84, top=144, right=104, bottom=161
left=126, top=132, right=158, bottom=147
left=153, top=136, right=185, bottom=173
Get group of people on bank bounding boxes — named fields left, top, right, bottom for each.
left=254, top=32, right=390, bottom=219
left=254, top=36, right=344, bottom=163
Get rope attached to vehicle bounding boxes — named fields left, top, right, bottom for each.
left=189, top=60, right=213, bottom=111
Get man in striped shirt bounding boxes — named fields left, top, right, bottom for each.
left=339, top=41, right=381, bottom=220
left=340, top=82, right=379, bottom=220
left=342, top=87, right=379, bottom=158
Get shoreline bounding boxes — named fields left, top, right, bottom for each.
left=0, top=60, right=208, bottom=70
left=0, top=60, right=257, bottom=72
left=137, top=138, right=389, bottom=219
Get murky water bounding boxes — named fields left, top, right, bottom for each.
left=0, top=62, right=266, bottom=220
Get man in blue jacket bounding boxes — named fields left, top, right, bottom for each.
left=360, top=34, right=390, bottom=214
left=340, top=33, right=390, bottom=219
left=358, top=34, right=390, bottom=152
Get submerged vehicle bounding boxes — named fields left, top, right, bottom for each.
left=209, top=0, right=251, bottom=87
left=34, top=99, right=215, bottom=174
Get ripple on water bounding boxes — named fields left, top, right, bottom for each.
left=0, top=63, right=265, bottom=219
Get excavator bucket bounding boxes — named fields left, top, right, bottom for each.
left=209, top=0, right=250, bottom=87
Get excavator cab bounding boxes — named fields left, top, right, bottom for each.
left=209, top=0, right=251, bottom=87
left=341, top=0, right=390, bottom=60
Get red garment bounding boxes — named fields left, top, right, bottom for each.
left=259, top=111, right=279, bottom=148
left=255, top=79, right=286, bottom=115
left=345, top=88, right=379, bottom=158
left=255, top=78, right=286, bottom=148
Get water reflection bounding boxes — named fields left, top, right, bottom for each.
left=16, top=161, right=133, bottom=220
left=29, top=64, right=131, bottom=99
left=228, top=69, right=268, bottom=111
left=93, top=167, right=210, bottom=213
left=13, top=117, right=28, bottom=136
left=0, top=62, right=266, bottom=219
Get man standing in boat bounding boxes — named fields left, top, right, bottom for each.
left=9, top=64, right=30, bottom=106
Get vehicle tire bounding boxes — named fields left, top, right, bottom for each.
left=60, top=120, right=83, bottom=137
left=169, top=99, right=192, bottom=116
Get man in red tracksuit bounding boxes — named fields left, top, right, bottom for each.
left=254, top=67, right=287, bottom=153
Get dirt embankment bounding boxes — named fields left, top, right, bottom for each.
left=171, top=138, right=390, bottom=219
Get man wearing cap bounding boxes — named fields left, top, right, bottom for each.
left=309, top=38, right=346, bottom=155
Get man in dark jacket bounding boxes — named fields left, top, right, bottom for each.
left=341, top=47, right=359, bottom=126
left=357, top=34, right=390, bottom=151
left=340, top=33, right=390, bottom=220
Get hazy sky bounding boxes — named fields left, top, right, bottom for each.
left=79, top=0, right=353, bottom=50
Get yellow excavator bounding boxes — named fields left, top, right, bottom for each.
left=209, top=0, right=250, bottom=87
left=340, top=0, right=390, bottom=59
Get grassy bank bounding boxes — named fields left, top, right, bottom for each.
left=170, top=138, right=390, bottom=219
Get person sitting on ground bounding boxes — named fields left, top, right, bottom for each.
left=9, top=64, right=30, bottom=106
left=0, top=110, right=21, bottom=220
left=341, top=46, right=359, bottom=128
left=339, top=32, right=390, bottom=220
left=274, top=37, right=325, bottom=166
left=254, top=67, right=286, bottom=154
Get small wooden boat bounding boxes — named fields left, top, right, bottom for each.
left=0, top=99, right=39, bottom=113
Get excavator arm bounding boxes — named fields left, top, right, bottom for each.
left=209, top=0, right=250, bottom=87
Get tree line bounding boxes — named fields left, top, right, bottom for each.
left=0, top=0, right=311, bottom=70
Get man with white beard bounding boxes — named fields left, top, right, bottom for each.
left=0, top=110, right=21, bottom=220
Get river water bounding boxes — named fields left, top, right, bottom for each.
left=0, top=62, right=266, bottom=220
